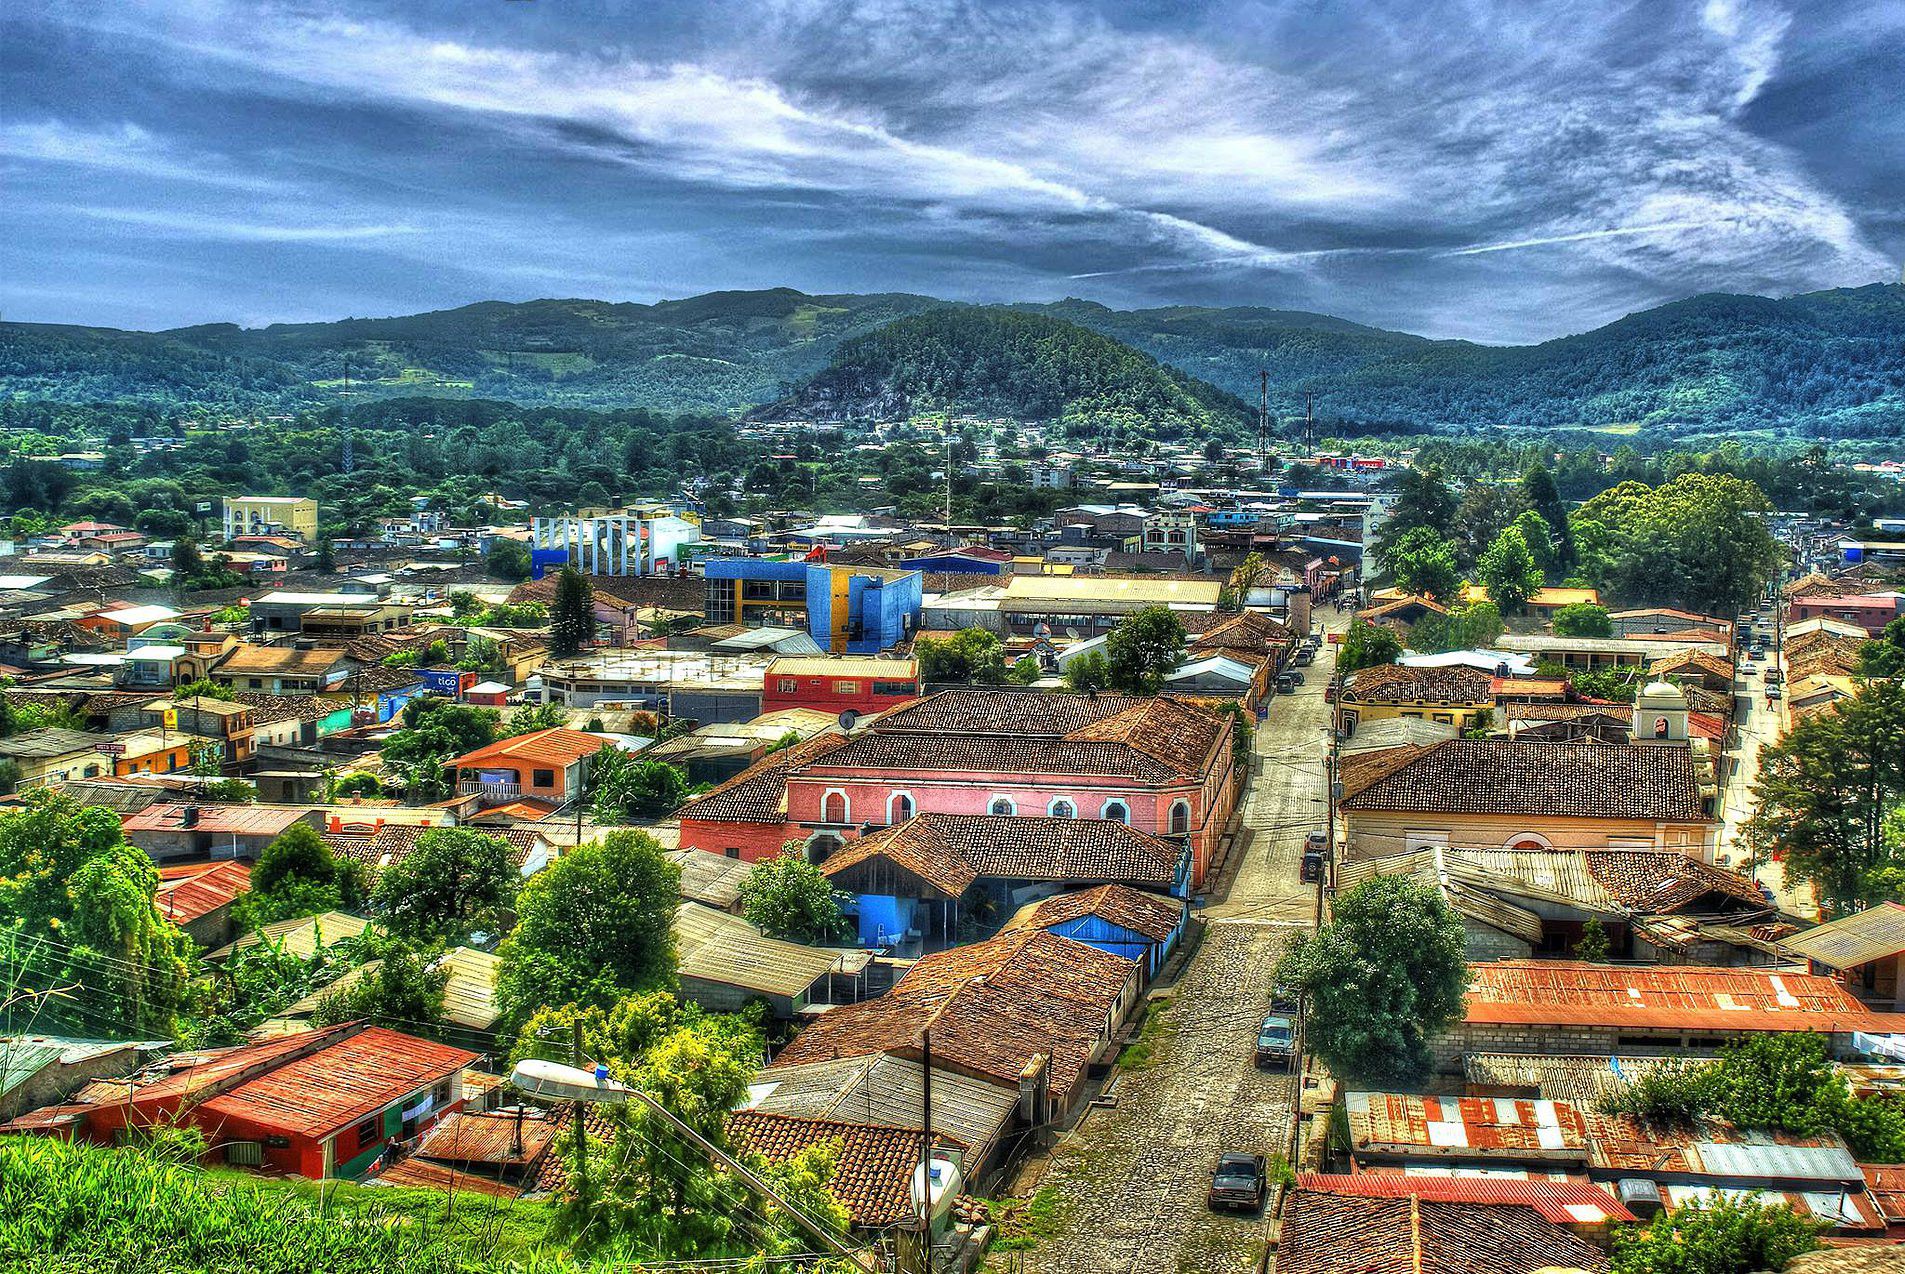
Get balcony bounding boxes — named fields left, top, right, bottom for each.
left=459, top=778, right=522, bottom=802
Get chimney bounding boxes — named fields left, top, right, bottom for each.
left=179, top=806, right=199, bottom=829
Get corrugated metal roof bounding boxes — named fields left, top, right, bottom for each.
left=1695, top=1140, right=1863, bottom=1183
left=1465, top=1053, right=1716, bottom=1106
left=765, top=656, right=918, bottom=679
left=675, top=902, right=840, bottom=998
left=1345, top=1090, right=1589, bottom=1161
left=208, top=911, right=376, bottom=962
left=1294, top=1174, right=1635, bottom=1224
left=1781, top=904, right=1905, bottom=971
left=415, top=1107, right=558, bottom=1166
left=123, top=804, right=310, bottom=836
left=200, top=1025, right=478, bottom=1139
left=1587, top=1112, right=1862, bottom=1184
left=748, top=1053, right=1019, bottom=1164
left=435, top=947, right=502, bottom=1031
left=1464, top=960, right=1898, bottom=1033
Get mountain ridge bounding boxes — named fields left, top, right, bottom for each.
left=2, top=283, right=1901, bottom=436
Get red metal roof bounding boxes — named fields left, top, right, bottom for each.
left=1295, top=1174, right=1635, bottom=1224
left=154, top=860, right=253, bottom=924
left=1463, top=960, right=1902, bottom=1034
left=122, top=804, right=310, bottom=836
left=447, top=728, right=606, bottom=772
left=200, top=1025, right=479, bottom=1140
left=1345, top=1090, right=1589, bottom=1160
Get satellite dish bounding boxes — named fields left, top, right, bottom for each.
left=1065, top=627, right=1081, bottom=641
left=838, top=709, right=861, bottom=732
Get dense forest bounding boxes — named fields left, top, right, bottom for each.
left=4, top=284, right=1902, bottom=438
left=759, top=307, right=1251, bottom=439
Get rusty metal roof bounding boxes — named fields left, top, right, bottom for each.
left=1294, top=1174, right=1634, bottom=1224
left=415, top=1108, right=558, bottom=1167
left=200, top=1025, right=478, bottom=1140
left=1345, top=1090, right=1589, bottom=1162
left=1463, top=960, right=1900, bottom=1033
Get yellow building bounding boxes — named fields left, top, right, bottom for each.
left=1458, top=583, right=1600, bottom=615
left=1334, top=663, right=1496, bottom=736
left=1339, top=736, right=1719, bottom=864
left=224, top=495, right=319, bottom=543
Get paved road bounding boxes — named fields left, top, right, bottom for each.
left=1720, top=653, right=1816, bottom=918
left=1011, top=630, right=1335, bottom=1274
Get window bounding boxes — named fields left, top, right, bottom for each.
left=724, top=847, right=741, bottom=859
left=1049, top=798, right=1076, bottom=818
left=835, top=681, right=861, bottom=695
left=356, top=1118, right=379, bottom=1149
left=821, top=790, right=850, bottom=824
left=989, top=796, right=1016, bottom=816
left=777, top=678, right=798, bottom=694
left=1169, top=801, right=1191, bottom=836
left=872, top=681, right=914, bottom=697
left=1101, top=800, right=1130, bottom=824
left=532, top=769, right=556, bottom=787
left=888, top=792, right=915, bottom=823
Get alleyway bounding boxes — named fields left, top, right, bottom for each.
left=1010, top=626, right=1337, bottom=1274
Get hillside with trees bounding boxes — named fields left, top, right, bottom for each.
left=758, top=306, right=1251, bottom=439
left=6, top=284, right=1901, bottom=437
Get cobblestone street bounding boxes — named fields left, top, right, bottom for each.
left=1010, top=627, right=1338, bottom=1273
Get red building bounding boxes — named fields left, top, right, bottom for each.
left=761, top=655, right=920, bottom=719
left=0, top=1023, right=477, bottom=1179
left=677, top=689, right=1241, bottom=888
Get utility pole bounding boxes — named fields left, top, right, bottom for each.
left=1257, top=369, right=1271, bottom=473
left=1304, top=388, right=1315, bottom=451
left=570, top=1019, right=588, bottom=1209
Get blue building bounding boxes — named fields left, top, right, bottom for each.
left=703, top=559, right=922, bottom=654
left=1004, top=884, right=1188, bottom=980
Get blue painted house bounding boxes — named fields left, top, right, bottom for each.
left=703, top=559, right=923, bottom=654
left=1005, top=884, right=1189, bottom=980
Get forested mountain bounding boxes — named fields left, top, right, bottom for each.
left=758, top=307, right=1250, bottom=438
left=2, top=283, right=1902, bottom=436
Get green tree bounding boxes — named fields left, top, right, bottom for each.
left=1372, top=466, right=1458, bottom=570
left=1446, top=481, right=1524, bottom=573
left=1858, top=615, right=1905, bottom=679
left=1609, top=1195, right=1820, bottom=1274
left=1574, top=473, right=1780, bottom=615
left=1745, top=681, right=1905, bottom=911
left=739, top=852, right=851, bottom=943
left=1063, top=648, right=1112, bottom=693
left=1551, top=602, right=1613, bottom=637
left=1477, top=525, right=1542, bottom=614
left=313, top=536, right=336, bottom=574
left=485, top=536, right=532, bottom=581
left=1337, top=618, right=1402, bottom=673
left=1272, top=874, right=1466, bottom=1086
left=496, top=829, right=680, bottom=1027
left=171, top=678, right=235, bottom=701
left=1510, top=508, right=1556, bottom=580
left=504, top=701, right=567, bottom=736
left=0, top=790, right=194, bottom=1035
left=233, top=823, right=365, bottom=930
left=547, top=565, right=597, bottom=658
left=1519, top=463, right=1575, bottom=574
left=916, top=627, right=1009, bottom=684
left=312, top=943, right=448, bottom=1038
left=380, top=696, right=500, bottom=801
left=590, top=747, right=693, bottom=822
left=1104, top=606, right=1186, bottom=694
left=1385, top=527, right=1461, bottom=602
left=370, top=827, right=519, bottom=945
left=1574, top=916, right=1611, bottom=962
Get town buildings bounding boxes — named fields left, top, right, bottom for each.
left=223, top=495, right=318, bottom=543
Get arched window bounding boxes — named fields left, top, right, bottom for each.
left=821, top=790, right=849, bottom=824
left=1101, top=800, right=1130, bottom=824
left=1653, top=716, right=1670, bottom=738
left=989, top=796, right=1016, bottom=816
left=1169, top=800, right=1191, bottom=836
left=807, top=833, right=843, bottom=865
left=888, top=792, right=915, bottom=824
left=1505, top=832, right=1553, bottom=851
left=1049, top=798, right=1076, bottom=818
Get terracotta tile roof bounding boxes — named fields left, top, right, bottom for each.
left=1344, top=1090, right=1589, bottom=1161
left=771, top=929, right=1135, bottom=1103
left=1647, top=649, right=1735, bottom=682
left=1336, top=743, right=1437, bottom=800
left=1582, top=850, right=1768, bottom=913
left=321, top=823, right=546, bottom=873
left=200, top=1025, right=478, bottom=1140
left=676, top=732, right=848, bottom=824
left=1190, top=611, right=1293, bottom=657
left=1502, top=703, right=1630, bottom=723
left=531, top=1104, right=616, bottom=1195
left=1064, top=696, right=1225, bottom=776
left=810, top=731, right=1189, bottom=782
left=822, top=814, right=1184, bottom=896
left=1275, top=1191, right=1610, bottom=1274
left=1358, top=594, right=1450, bottom=622
left=154, top=860, right=253, bottom=925
left=1340, top=739, right=1709, bottom=822
left=122, top=804, right=311, bottom=836
left=1609, top=607, right=1726, bottom=625
left=1005, top=884, right=1185, bottom=943
left=1463, top=960, right=1902, bottom=1033
left=728, top=1110, right=961, bottom=1228
left=1340, top=663, right=1495, bottom=705
left=216, top=644, right=352, bottom=677
left=446, top=728, right=606, bottom=772
left=230, top=691, right=333, bottom=724
left=870, top=689, right=1150, bottom=736
left=1294, top=1174, right=1634, bottom=1225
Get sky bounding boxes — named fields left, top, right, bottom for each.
left=2, top=0, right=1900, bottom=343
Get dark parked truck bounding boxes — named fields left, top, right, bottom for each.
left=1207, top=1152, right=1268, bottom=1212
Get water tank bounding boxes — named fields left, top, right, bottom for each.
left=1615, top=1177, right=1662, bottom=1217
left=911, top=1157, right=963, bottom=1226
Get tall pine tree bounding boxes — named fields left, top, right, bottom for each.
left=548, top=565, right=597, bottom=657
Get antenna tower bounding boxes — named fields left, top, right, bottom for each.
left=1257, top=369, right=1271, bottom=472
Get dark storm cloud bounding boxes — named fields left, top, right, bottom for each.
left=0, top=0, right=1896, bottom=340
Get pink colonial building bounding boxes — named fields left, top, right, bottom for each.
left=677, top=689, right=1242, bottom=889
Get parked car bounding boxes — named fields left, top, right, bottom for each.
left=1293, top=649, right=1315, bottom=667
left=1300, top=849, right=1327, bottom=884
left=1323, top=680, right=1338, bottom=703
left=1253, top=1014, right=1297, bottom=1070
left=1766, top=686, right=1784, bottom=701
left=1277, top=672, right=1299, bottom=695
left=1208, top=1152, right=1269, bottom=1211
